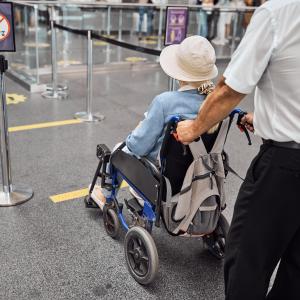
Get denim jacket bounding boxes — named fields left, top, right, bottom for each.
left=126, top=89, right=206, bottom=161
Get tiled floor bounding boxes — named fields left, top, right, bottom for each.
left=0, top=61, right=261, bottom=299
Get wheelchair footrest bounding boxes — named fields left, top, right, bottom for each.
left=125, top=198, right=143, bottom=213
left=84, top=195, right=99, bottom=209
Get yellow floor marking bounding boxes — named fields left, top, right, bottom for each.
left=94, top=41, right=108, bottom=46
left=50, top=181, right=129, bottom=203
left=140, top=39, right=157, bottom=45
left=23, top=42, right=50, bottom=48
left=125, top=56, right=147, bottom=63
left=147, top=35, right=159, bottom=40
left=57, top=60, right=82, bottom=66
left=9, top=119, right=82, bottom=133
left=50, top=188, right=89, bottom=203
left=6, top=94, right=27, bottom=105
left=146, top=35, right=165, bottom=41
left=10, top=62, right=26, bottom=70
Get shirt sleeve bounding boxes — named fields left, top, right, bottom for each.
left=126, top=96, right=165, bottom=157
left=223, top=7, right=275, bottom=94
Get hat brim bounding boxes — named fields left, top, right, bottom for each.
left=159, top=44, right=218, bottom=82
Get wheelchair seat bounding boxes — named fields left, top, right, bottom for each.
left=110, top=149, right=159, bottom=204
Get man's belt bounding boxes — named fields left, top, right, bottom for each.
left=263, top=139, right=300, bottom=150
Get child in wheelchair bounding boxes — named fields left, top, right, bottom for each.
left=90, top=35, right=220, bottom=209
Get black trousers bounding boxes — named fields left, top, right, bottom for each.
left=224, top=144, right=300, bottom=300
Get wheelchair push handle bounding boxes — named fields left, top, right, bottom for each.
left=232, top=110, right=252, bottom=146
left=168, top=110, right=253, bottom=146
left=169, top=116, right=200, bottom=143
left=167, top=117, right=192, bottom=155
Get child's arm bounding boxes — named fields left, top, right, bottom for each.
left=126, top=96, right=165, bottom=157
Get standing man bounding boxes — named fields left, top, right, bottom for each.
left=176, top=1, right=300, bottom=299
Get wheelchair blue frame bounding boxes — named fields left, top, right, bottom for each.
left=107, top=168, right=156, bottom=232
left=104, top=108, right=249, bottom=233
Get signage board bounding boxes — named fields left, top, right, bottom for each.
left=0, top=2, right=15, bottom=52
left=164, top=7, right=188, bottom=46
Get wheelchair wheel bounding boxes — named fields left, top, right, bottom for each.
left=103, top=206, right=121, bottom=239
left=124, top=226, right=159, bottom=285
left=216, top=214, right=230, bottom=250
left=204, top=214, right=230, bottom=260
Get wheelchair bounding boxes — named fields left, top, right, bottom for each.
left=85, top=109, right=251, bottom=285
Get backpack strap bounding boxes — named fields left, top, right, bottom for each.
left=222, top=152, right=244, bottom=181
left=172, top=160, right=196, bottom=221
left=210, top=118, right=231, bottom=154
left=224, top=113, right=235, bottom=145
left=189, top=138, right=208, bottom=160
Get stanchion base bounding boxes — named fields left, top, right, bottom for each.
left=74, top=112, right=105, bottom=122
left=0, top=185, right=33, bottom=207
left=41, top=90, right=68, bottom=100
left=46, top=84, right=68, bottom=92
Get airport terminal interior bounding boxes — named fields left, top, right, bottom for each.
left=0, top=1, right=270, bottom=299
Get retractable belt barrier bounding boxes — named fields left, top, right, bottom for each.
left=53, top=23, right=162, bottom=57
left=52, top=23, right=162, bottom=121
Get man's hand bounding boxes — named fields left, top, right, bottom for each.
left=241, top=112, right=254, bottom=133
left=176, top=119, right=199, bottom=144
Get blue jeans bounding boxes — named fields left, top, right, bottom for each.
left=199, top=10, right=208, bottom=38
left=138, top=7, right=154, bottom=35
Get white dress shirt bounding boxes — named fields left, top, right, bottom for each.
left=224, top=0, right=300, bottom=143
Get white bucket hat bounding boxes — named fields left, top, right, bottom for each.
left=160, top=35, right=218, bottom=82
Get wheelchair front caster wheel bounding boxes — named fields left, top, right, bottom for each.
left=103, top=206, right=121, bottom=239
left=124, top=226, right=159, bottom=285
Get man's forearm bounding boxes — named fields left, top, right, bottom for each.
left=192, top=77, right=245, bottom=136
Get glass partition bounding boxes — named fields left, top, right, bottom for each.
left=9, top=3, right=41, bottom=86
left=8, top=1, right=256, bottom=91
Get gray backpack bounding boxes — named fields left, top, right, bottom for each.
left=161, top=118, right=230, bottom=236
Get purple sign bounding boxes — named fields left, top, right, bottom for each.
left=0, top=2, right=15, bottom=52
left=165, top=7, right=188, bottom=46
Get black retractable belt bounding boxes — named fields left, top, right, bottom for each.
left=263, top=139, right=300, bottom=150
left=54, top=23, right=161, bottom=57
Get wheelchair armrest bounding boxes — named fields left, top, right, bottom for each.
left=139, top=157, right=161, bottom=180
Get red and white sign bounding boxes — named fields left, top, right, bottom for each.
left=0, top=14, right=10, bottom=42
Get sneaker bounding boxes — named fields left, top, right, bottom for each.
left=89, top=184, right=106, bottom=210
